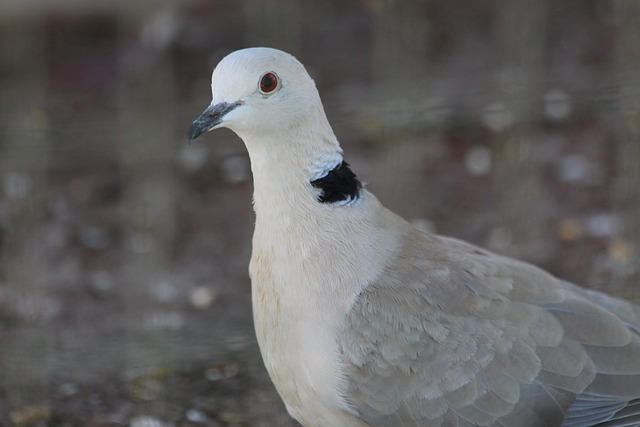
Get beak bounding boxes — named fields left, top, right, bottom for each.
left=188, top=101, right=242, bottom=141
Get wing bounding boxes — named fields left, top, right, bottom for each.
left=337, top=227, right=640, bottom=427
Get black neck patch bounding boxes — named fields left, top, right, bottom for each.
left=310, top=161, right=362, bottom=204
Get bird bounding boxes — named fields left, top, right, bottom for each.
left=188, top=47, right=640, bottom=427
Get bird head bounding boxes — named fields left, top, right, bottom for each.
left=188, top=47, right=345, bottom=186
left=188, top=47, right=324, bottom=141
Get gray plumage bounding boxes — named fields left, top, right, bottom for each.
left=339, top=218, right=640, bottom=426
left=188, top=47, right=640, bottom=427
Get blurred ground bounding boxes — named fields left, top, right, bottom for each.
left=1, top=1, right=639, bottom=426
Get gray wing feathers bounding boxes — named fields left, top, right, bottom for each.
left=496, top=383, right=572, bottom=426
left=563, top=397, right=640, bottom=426
left=337, top=230, right=640, bottom=426
left=544, top=296, right=632, bottom=346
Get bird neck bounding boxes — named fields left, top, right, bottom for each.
left=236, top=112, right=358, bottom=217
left=239, top=120, right=404, bottom=312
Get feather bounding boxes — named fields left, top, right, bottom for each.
left=191, top=47, right=640, bottom=427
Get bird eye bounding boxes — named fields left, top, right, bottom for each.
left=259, top=72, right=279, bottom=94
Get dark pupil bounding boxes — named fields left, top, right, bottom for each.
left=261, top=73, right=276, bottom=92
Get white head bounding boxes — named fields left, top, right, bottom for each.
left=189, top=47, right=356, bottom=205
left=189, top=48, right=338, bottom=146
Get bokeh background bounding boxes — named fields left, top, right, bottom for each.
left=1, top=1, right=639, bottom=425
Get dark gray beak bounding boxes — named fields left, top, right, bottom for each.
left=188, top=101, right=242, bottom=141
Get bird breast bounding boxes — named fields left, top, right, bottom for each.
left=248, top=193, right=404, bottom=426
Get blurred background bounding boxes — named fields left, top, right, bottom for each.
left=1, top=0, right=639, bottom=425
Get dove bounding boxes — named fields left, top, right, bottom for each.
left=188, top=47, right=640, bottom=427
